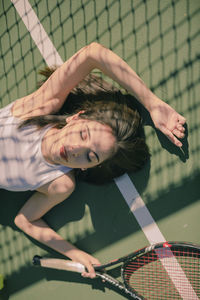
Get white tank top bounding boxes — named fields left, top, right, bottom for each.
left=0, top=102, right=71, bottom=191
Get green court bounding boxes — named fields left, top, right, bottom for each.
left=0, top=0, right=200, bottom=299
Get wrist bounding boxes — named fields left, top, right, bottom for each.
left=145, top=95, right=164, bottom=113
left=64, top=247, right=83, bottom=261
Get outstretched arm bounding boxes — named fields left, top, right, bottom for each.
left=14, top=173, right=100, bottom=278
left=17, top=42, right=185, bottom=146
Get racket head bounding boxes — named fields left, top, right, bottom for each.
left=121, top=242, right=200, bottom=300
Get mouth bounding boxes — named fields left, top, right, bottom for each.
left=60, top=145, right=68, bottom=161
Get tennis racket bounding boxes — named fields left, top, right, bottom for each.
left=33, top=241, right=200, bottom=299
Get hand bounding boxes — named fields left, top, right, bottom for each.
left=68, top=249, right=101, bottom=279
left=149, top=99, right=186, bottom=147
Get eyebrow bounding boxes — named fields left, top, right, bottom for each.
left=86, top=124, right=100, bottom=163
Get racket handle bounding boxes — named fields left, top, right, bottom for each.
left=33, top=255, right=85, bottom=273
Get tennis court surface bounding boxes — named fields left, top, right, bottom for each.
left=0, top=0, right=199, bottom=299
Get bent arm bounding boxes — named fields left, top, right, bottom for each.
left=14, top=179, right=77, bottom=257
left=15, top=207, right=77, bottom=257
left=16, top=42, right=185, bottom=145
left=14, top=174, right=99, bottom=278
left=17, top=42, right=159, bottom=115
left=42, top=43, right=186, bottom=145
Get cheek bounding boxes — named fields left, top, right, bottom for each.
left=63, top=129, right=80, bottom=144
left=71, top=153, right=89, bottom=168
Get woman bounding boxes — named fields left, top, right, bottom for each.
left=0, top=43, right=185, bottom=278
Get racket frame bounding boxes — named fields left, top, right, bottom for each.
left=121, top=241, right=200, bottom=299
left=33, top=241, right=200, bottom=300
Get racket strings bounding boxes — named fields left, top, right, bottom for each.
left=96, top=272, right=141, bottom=299
left=123, top=246, right=200, bottom=300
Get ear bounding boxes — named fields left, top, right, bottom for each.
left=66, top=110, right=85, bottom=124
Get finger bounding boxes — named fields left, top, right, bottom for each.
left=177, top=124, right=185, bottom=132
left=178, top=115, right=186, bottom=125
left=81, top=272, right=92, bottom=278
left=81, top=271, right=96, bottom=278
left=82, top=263, right=96, bottom=279
left=91, top=258, right=101, bottom=266
left=161, top=126, right=183, bottom=147
left=172, top=128, right=185, bottom=139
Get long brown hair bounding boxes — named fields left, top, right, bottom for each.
left=19, top=67, right=150, bottom=184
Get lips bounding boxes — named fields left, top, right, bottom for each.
left=60, top=145, right=68, bottom=161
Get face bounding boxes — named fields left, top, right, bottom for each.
left=48, top=113, right=117, bottom=169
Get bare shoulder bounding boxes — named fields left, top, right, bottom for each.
left=37, top=170, right=76, bottom=198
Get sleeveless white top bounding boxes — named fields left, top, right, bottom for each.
left=0, top=102, right=71, bottom=191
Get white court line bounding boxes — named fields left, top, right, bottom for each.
left=11, top=1, right=198, bottom=298
left=11, top=0, right=63, bottom=66
left=114, top=174, right=198, bottom=299
left=114, top=174, right=166, bottom=244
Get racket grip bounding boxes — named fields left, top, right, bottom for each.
left=32, top=255, right=86, bottom=273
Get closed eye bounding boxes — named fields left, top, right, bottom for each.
left=87, top=151, right=100, bottom=164
left=80, top=128, right=87, bottom=140
left=81, top=125, right=100, bottom=164
left=87, top=152, right=92, bottom=162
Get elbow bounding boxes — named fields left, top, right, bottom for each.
left=88, top=42, right=102, bottom=53
left=87, top=42, right=102, bottom=59
left=89, top=42, right=100, bottom=48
